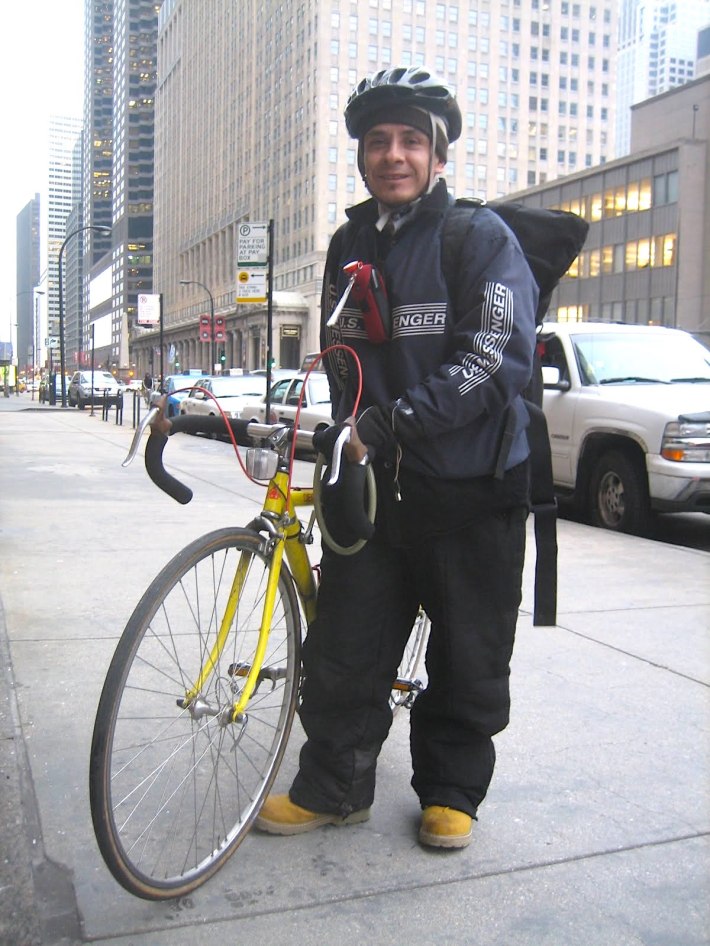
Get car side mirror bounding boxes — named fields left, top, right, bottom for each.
left=542, top=365, right=571, bottom=391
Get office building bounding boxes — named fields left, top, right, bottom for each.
left=110, top=0, right=159, bottom=374
left=616, top=0, right=710, bottom=156
left=15, top=195, right=41, bottom=377
left=138, top=0, right=618, bottom=375
left=80, top=0, right=159, bottom=376
left=47, top=116, right=83, bottom=367
left=697, top=23, right=710, bottom=76
left=82, top=0, right=115, bottom=370
left=64, top=133, right=86, bottom=367
left=514, top=73, right=710, bottom=342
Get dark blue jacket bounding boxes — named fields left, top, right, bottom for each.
left=321, top=180, right=538, bottom=484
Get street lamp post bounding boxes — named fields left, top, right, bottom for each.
left=180, top=279, right=215, bottom=374
left=58, top=224, right=111, bottom=408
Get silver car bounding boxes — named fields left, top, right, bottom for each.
left=68, top=370, right=122, bottom=409
left=239, top=372, right=334, bottom=432
left=180, top=374, right=268, bottom=420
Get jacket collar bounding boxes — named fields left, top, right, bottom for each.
left=345, top=178, right=452, bottom=227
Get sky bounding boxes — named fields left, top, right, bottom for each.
left=0, top=1, right=84, bottom=345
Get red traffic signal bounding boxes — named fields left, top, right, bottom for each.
left=199, top=314, right=212, bottom=341
left=214, top=316, right=226, bottom=341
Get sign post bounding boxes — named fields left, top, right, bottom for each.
left=137, top=293, right=163, bottom=384
left=237, top=220, right=274, bottom=415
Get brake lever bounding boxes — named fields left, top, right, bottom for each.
left=327, top=425, right=352, bottom=485
left=123, top=405, right=160, bottom=467
left=326, top=266, right=360, bottom=328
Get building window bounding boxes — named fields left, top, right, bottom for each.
left=653, top=170, right=678, bottom=205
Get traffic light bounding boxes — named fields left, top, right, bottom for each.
left=219, top=348, right=226, bottom=364
left=199, top=315, right=212, bottom=341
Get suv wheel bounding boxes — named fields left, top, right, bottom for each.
left=78, top=394, right=86, bottom=410
left=588, top=449, right=652, bottom=536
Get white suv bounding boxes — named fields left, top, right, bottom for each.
left=68, top=370, right=122, bottom=409
left=539, top=321, right=710, bottom=534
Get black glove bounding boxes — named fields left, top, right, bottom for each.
left=312, top=423, right=345, bottom=461
left=355, top=406, right=398, bottom=462
left=391, top=397, right=425, bottom=442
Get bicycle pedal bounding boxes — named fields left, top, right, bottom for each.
left=392, top=677, right=423, bottom=693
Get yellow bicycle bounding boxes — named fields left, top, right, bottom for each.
left=89, top=405, right=428, bottom=900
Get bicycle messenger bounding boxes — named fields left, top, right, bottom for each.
left=256, top=66, right=538, bottom=849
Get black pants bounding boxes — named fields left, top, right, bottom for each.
left=290, top=505, right=527, bottom=819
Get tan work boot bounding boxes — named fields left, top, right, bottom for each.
left=254, top=794, right=371, bottom=836
left=418, top=805, right=473, bottom=849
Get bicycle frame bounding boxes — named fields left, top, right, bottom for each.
left=137, top=415, right=320, bottom=724
left=223, top=466, right=317, bottom=721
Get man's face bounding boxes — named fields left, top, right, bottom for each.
left=362, top=123, right=445, bottom=208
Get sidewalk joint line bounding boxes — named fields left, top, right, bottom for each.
left=557, top=624, right=709, bottom=687
left=80, top=831, right=710, bottom=942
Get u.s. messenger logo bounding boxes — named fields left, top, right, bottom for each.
left=392, top=304, right=447, bottom=338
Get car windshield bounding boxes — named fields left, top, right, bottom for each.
left=572, top=331, right=710, bottom=386
left=210, top=376, right=267, bottom=398
left=308, top=375, right=332, bottom=404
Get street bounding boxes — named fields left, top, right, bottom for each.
left=0, top=399, right=708, bottom=946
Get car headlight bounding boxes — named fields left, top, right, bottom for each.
left=661, top=419, right=710, bottom=462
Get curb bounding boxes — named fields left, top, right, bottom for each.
left=0, top=597, right=82, bottom=946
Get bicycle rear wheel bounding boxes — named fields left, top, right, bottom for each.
left=90, top=527, right=301, bottom=900
left=390, top=607, right=430, bottom=711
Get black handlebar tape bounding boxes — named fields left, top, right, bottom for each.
left=144, top=432, right=193, bottom=505
left=341, top=461, right=375, bottom=541
left=169, top=414, right=252, bottom=444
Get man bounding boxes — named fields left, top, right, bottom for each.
left=256, top=66, right=538, bottom=848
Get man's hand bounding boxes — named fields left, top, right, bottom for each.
left=312, top=423, right=344, bottom=460
left=355, top=405, right=398, bottom=462
left=149, top=395, right=172, bottom=437
left=343, top=417, right=368, bottom=464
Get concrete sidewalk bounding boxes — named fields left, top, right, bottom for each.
left=0, top=401, right=708, bottom=945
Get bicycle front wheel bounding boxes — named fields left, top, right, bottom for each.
left=90, top=527, right=301, bottom=900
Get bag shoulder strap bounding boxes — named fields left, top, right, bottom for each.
left=440, top=199, right=558, bottom=626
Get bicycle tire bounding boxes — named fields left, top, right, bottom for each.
left=390, top=608, right=430, bottom=712
left=90, top=527, right=301, bottom=900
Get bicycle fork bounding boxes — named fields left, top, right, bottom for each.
left=178, top=538, right=287, bottom=725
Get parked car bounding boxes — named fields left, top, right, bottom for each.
left=162, top=374, right=203, bottom=418
left=180, top=374, right=268, bottom=422
left=300, top=352, right=325, bottom=372
left=539, top=321, right=710, bottom=534
left=67, top=370, right=122, bottom=409
left=249, top=367, right=294, bottom=381
left=38, top=374, right=72, bottom=403
left=239, top=372, right=334, bottom=433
